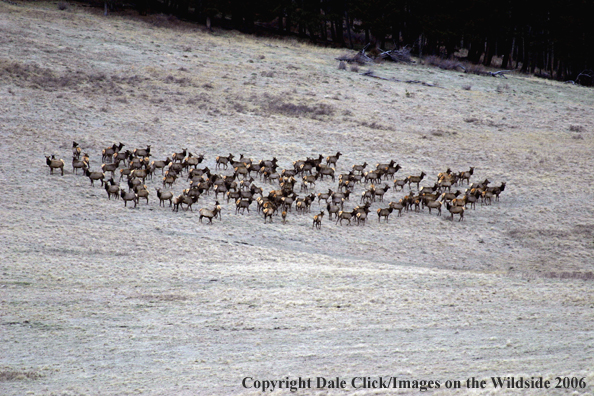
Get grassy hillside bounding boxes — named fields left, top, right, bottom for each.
left=1, top=2, right=593, bottom=395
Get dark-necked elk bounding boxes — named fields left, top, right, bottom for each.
left=459, top=167, right=475, bottom=185
left=101, top=160, right=120, bottom=178
left=364, top=170, right=383, bottom=184
left=216, top=153, right=234, bottom=170
left=120, top=189, right=138, bottom=208
left=133, top=145, right=151, bottom=158
left=151, top=158, right=172, bottom=175
left=312, top=211, right=324, bottom=229
left=104, top=179, right=120, bottom=199
left=72, top=156, right=87, bottom=175
left=84, top=167, right=105, bottom=186
left=172, top=148, right=187, bottom=163
left=389, top=201, right=405, bottom=217
left=235, top=198, right=253, bottom=215
left=383, top=163, right=401, bottom=180
left=446, top=203, right=464, bottom=221
left=336, top=209, right=356, bottom=226
left=199, top=201, right=221, bottom=223
left=373, top=184, right=390, bottom=202
left=113, top=149, right=131, bottom=164
left=406, top=171, right=426, bottom=190
left=176, top=194, right=198, bottom=211
left=352, top=162, right=367, bottom=174
left=46, top=155, right=65, bottom=176
left=426, top=199, right=442, bottom=216
left=72, top=141, right=81, bottom=159
left=487, top=182, right=506, bottom=201
left=377, top=207, right=394, bottom=223
left=155, top=188, right=173, bottom=207
left=326, top=152, right=342, bottom=167
left=102, top=142, right=124, bottom=163
left=183, top=152, right=204, bottom=169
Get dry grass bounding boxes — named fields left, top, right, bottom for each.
left=1, top=2, right=593, bottom=395
left=0, top=369, right=41, bottom=381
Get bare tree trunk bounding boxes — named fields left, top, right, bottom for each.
left=345, top=12, right=353, bottom=49
left=104, top=1, right=108, bottom=16
left=483, top=40, right=495, bottom=66
left=335, top=17, right=344, bottom=45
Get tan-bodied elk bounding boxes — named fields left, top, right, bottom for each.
left=46, top=155, right=65, bottom=176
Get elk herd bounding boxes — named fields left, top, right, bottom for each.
left=46, top=142, right=507, bottom=228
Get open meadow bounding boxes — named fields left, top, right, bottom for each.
left=1, top=2, right=594, bottom=395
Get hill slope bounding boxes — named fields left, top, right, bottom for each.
left=1, top=2, right=593, bottom=395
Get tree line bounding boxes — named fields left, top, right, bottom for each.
left=103, top=0, right=594, bottom=84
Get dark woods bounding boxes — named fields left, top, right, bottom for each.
left=100, top=0, right=593, bottom=85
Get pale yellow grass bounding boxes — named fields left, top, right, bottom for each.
left=1, top=2, right=593, bottom=395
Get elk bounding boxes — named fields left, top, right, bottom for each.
left=183, top=153, right=204, bottom=169
left=120, top=189, right=138, bottom=208
left=326, top=203, right=340, bottom=219
left=352, top=162, right=367, bottom=174
left=377, top=207, right=394, bottom=223
left=389, top=201, right=405, bottom=217
left=364, top=170, right=383, bottom=183
left=459, top=167, right=475, bottom=185
left=199, top=202, right=221, bottom=223
left=406, top=172, right=426, bottom=190
left=487, top=182, right=506, bottom=201
left=151, top=158, right=172, bottom=175
left=282, top=210, right=287, bottom=224
left=373, top=184, right=391, bottom=202
left=72, top=156, right=87, bottom=174
left=440, top=190, right=462, bottom=203
left=383, top=163, right=402, bottom=180
left=104, top=179, right=119, bottom=199
left=72, top=141, right=81, bottom=159
left=446, top=203, right=464, bottom=221
left=263, top=205, right=277, bottom=224
left=172, top=148, right=187, bottom=163
left=312, top=211, right=324, bottom=229
left=134, top=185, right=150, bottom=204
left=317, top=166, right=335, bottom=181
left=101, top=159, right=121, bottom=178
left=113, top=149, right=131, bottom=164
left=326, top=152, right=342, bottom=167
left=426, top=199, right=442, bottom=216
left=155, top=188, right=173, bottom=207
left=133, top=145, right=151, bottom=158
left=481, top=190, right=494, bottom=206
left=376, top=159, right=397, bottom=172
left=317, top=189, right=333, bottom=205
left=84, top=167, right=105, bottom=187
left=393, top=178, right=407, bottom=191
left=46, top=155, right=65, bottom=176
left=176, top=194, right=198, bottom=211
left=102, top=142, right=124, bottom=162
left=336, top=209, right=355, bottom=226
left=215, top=153, right=234, bottom=170
left=302, top=173, right=319, bottom=189
left=235, top=198, right=253, bottom=215
left=163, top=174, right=177, bottom=188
